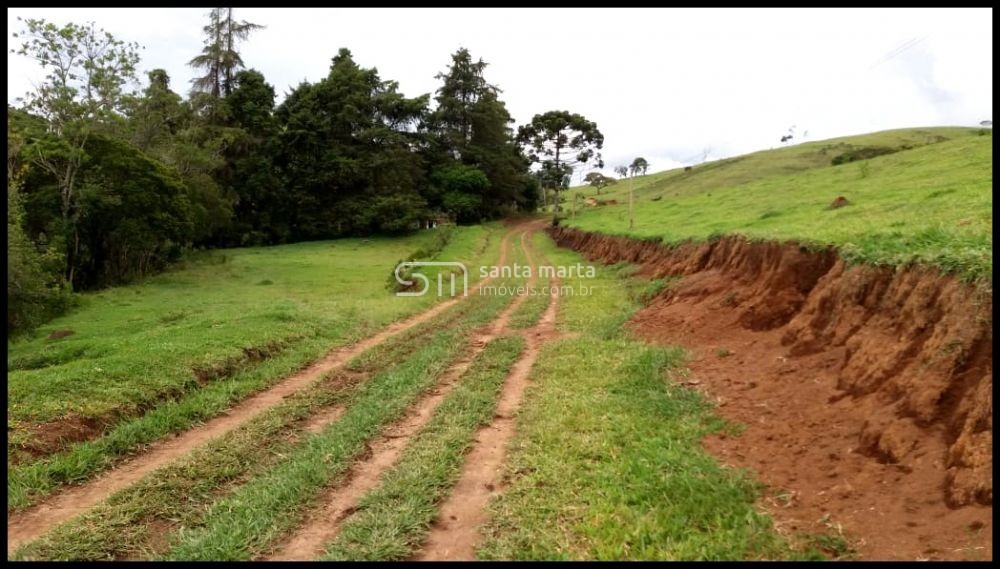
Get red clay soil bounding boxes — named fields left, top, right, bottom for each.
left=550, top=227, right=992, bottom=561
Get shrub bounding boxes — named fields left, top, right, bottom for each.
left=830, top=146, right=898, bottom=166
left=7, top=183, right=73, bottom=336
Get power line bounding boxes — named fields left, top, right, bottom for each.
left=868, top=35, right=927, bottom=70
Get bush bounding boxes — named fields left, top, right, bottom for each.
left=7, top=184, right=73, bottom=336
left=386, top=226, right=455, bottom=292
left=830, top=146, right=899, bottom=166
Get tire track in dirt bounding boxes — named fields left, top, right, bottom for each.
left=413, top=223, right=562, bottom=561
left=6, top=224, right=524, bottom=556
left=265, top=227, right=537, bottom=561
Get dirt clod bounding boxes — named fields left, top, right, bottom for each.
left=829, top=196, right=850, bottom=209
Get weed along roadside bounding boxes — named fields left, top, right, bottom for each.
left=6, top=6, right=992, bottom=560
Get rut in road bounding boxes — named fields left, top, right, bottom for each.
left=6, top=225, right=522, bottom=556
left=266, top=228, right=537, bottom=561
left=412, top=232, right=562, bottom=561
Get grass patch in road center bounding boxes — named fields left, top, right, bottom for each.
left=323, top=335, right=525, bottom=561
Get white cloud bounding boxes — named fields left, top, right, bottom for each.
left=7, top=7, right=992, bottom=180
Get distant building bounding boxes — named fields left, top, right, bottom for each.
left=424, top=214, right=454, bottom=229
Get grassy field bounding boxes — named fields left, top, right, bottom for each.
left=7, top=223, right=504, bottom=510
left=565, top=127, right=992, bottom=281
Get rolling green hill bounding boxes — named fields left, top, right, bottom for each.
left=564, top=127, right=992, bottom=282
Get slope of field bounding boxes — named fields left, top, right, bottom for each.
left=568, top=127, right=991, bottom=281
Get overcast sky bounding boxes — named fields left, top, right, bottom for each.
left=7, top=8, right=993, bottom=179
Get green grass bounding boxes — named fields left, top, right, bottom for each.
left=158, top=289, right=512, bottom=561
left=323, top=335, right=525, bottom=561
left=10, top=288, right=496, bottom=561
left=567, top=128, right=991, bottom=281
left=7, top=224, right=504, bottom=510
left=478, top=235, right=802, bottom=560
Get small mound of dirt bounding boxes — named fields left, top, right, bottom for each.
left=829, top=196, right=850, bottom=209
left=20, top=415, right=106, bottom=460
left=46, top=329, right=75, bottom=341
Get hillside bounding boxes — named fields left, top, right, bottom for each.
left=567, top=127, right=992, bottom=281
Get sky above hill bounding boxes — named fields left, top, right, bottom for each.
left=7, top=8, right=992, bottom=180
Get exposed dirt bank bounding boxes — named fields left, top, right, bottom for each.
left=550, top=227, right=992, bottom=561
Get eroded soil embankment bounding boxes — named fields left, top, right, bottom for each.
left=550, top=227, right=991, bottom=560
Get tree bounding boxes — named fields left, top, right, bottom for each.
left=7, top=121, right=71, bottom=334
left=125, top=69, right=234, bottom=244
left=220, top=69, right=281, bottom=244
left=517, top=111, right=603, bottom=214
left=625, top=156, right=648, bottom=231
left=188, top=8, right=263, bottom=117
left=429, top=48, right=534, bottom=219
left=584, top=171, right=616, bottom=194
left=431, top=164, right=489, bottom=223
left=70, top=134, right=195, bottom=287
left=614, top=165, right=628, bottom=179
left=275, top=48, right=429, bottom=238
left=431, top=48, right=494, bottom=157
left=12, top=18, right=141, bottom=283
left=629, top=157, right=649, bottom=176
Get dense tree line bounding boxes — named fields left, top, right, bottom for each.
left=7, top=10, right=604, bottom=334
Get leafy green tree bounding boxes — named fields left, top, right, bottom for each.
left=430, top=48, right=535, bottom=218
left=219, top=69, right=282, bottom=244
left=517, top=111, right=604, bottom=212
left=630, top=156, right=649, bottom=176
left=624, top=157, right=648, bottom=230
left=71, top=135, right=194, bottom=287
left=126, top=69, right=234, bottom=244
left=629, top=157, right=649, bottom=176
left=430, top=164, right=489, bottom=223
left=614, top=165, right=628, bottom=179
left=431, top=48, right=493, bottom=156
left=584, top=171, right=616, bottom=194
left=7, top=124, right=72, bottom=334
left=275, top=48, right=429, bottom=238
left=12, top=17, right=141, bottom=283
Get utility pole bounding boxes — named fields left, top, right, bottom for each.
left=628, top=174, right=634, bottom=231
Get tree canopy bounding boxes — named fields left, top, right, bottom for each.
left=6, top=19, right=583, bottom=334
left=517, top=110, right=604, bottom=211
